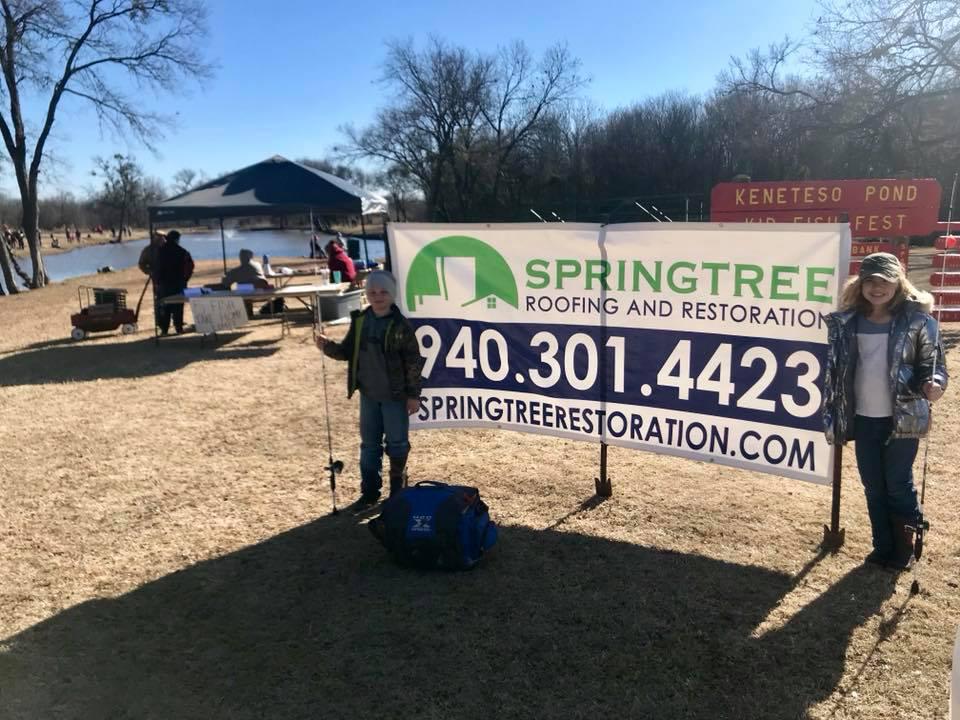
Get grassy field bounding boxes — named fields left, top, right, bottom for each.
left=1, top=248, right=958, bottom=719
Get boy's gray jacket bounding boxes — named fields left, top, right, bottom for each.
left=822, top=299, right=948, bottom=443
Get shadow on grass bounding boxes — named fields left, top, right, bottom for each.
left=0, top=517, right=895, bottom=719
left=544, top=494, right=609, bottom=530
left=0, top=333, right=276, bottom=387
left=0, top=336, right=77, bottom=356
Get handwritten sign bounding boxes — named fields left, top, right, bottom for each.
left=190, top=296, right=249, bottom=335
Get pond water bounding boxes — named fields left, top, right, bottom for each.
left=17, top=229, right=387, bottom=286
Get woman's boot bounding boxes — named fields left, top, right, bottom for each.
left=888, top=514, right=917, bottom=570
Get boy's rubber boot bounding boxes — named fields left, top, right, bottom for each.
left=888, top=514, right=917, bottom=570
left=388, top=454, right=408, bottom=498
left=349, top=492, right=380, bottom=515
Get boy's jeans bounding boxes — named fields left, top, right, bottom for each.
left=359, top=394, right=410, bottom=496
left=853, top=415, right=920, bottom=556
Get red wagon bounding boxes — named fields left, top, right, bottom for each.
left=70, top=285, right=142, bottom=340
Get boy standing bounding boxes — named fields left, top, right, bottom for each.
left=316, top=271, right=424, bottom=510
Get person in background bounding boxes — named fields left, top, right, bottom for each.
left=222, top=248, right=269, bottom=288
left=316, top=270, right=424, bottom=511
left=155, top=230, right=194, bottom=335
left=325, top=236, right=356, bottom=284
left=138, top=232, right=166, bottom=278
left=139, top=232, right=166, bottom=326
left=822, top=252, right=948, bottom=570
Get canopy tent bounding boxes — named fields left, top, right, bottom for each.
left=148, top=155, right=388, bottom=271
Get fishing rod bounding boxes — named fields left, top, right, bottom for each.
left=635, top=202, right=662, bottom=223
left=911, top=171, right=957, bottom=595
left=312, top=209, right=343, bottom=516
left=650, top=204, right=673, bottom=222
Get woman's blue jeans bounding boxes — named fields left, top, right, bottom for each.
left=359, top=394, right=410, bottom=497
left=853, top=415, right=920, bottom=556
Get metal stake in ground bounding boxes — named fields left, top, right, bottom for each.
left=314, top=297, right=343, bottom=515
left=911, top=171, right=958, bottom=595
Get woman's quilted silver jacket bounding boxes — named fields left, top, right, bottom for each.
left=822, top=298, right=948, bottom=443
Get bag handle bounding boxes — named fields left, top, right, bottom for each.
left=414, top=480, right=449, bottom=488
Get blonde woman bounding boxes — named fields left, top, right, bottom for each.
left=822, top=252, right=948, bottom=569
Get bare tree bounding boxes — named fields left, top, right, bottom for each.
left=341, top=38, right=488, bottom=220
left=480, top=42, right=585, bottom=213
left=297, top=157, right=369, bottom=187
left=376, top=165, right=418, bottom=221
left=172, top=168, right=201, bottom=195
left=92, top=153, right=143, bottom=242
left=815, top=0, right=960, bottom=107
left=341, top=38, right=584, bottom=221
left=724, top=1, right=960, bottom=171
left=0, top=0, right=211, bottom=291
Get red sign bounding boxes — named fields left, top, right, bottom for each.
left=710, top=178, right=942, bottom=238
left=930, top=272, right=960, bottom=287
left=847, top=241, right=910, bottom=275
left=850, top=240, right=908, bottom=261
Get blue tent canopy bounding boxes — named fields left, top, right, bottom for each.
left=149, top=155, right=387, bottom=223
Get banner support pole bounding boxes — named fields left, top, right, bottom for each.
left=595, top=443, right=612, bottom=496
left=822, top=444, right=845, bottom=551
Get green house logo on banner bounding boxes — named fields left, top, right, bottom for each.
left=406, top=235, right=519, bottom=312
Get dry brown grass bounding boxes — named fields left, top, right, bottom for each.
left=1, top=250, right=959, bottom=719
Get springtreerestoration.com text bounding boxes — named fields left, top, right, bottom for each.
left=418, top=394, right=816, bottom=472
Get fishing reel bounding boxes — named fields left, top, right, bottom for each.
left=325, top=459, right=344, bottom=516
left=913, top=518, right=930, bottom=560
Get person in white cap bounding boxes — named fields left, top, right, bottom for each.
left=822, top=252, right=948, bottom=569
left=317, top=270, right=425, bottom=511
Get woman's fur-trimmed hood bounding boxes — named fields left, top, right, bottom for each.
left=906, top=291, right=934, bottom=314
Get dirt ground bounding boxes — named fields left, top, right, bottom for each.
left=1, top=248, right=959, bottom=719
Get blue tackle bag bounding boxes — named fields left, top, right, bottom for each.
left=368, top=481, right=498, bottom=570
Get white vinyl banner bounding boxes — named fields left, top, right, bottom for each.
left=388, top=223, right=851, bottom=484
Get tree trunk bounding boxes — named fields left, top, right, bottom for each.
left=0, top=239, right=15, bottom=293
left=22, top=195, right=47, bottom=288
left=0, top=243, right=11, bottom=295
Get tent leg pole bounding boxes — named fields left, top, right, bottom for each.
left=149, top=220, right=159, bottom=345
left=360, top=214, right=370, bottom=265
left=384, top=219, right=392, bottom=272
left=219, top=218, right=227, bottom=275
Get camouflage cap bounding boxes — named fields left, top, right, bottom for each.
left=858, top=252, right=903, bottom=281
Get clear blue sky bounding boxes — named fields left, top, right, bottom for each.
left=27, top=0, right=819, bottom=199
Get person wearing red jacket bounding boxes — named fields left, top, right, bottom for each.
left=325, top=235, right=356, bottom=284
